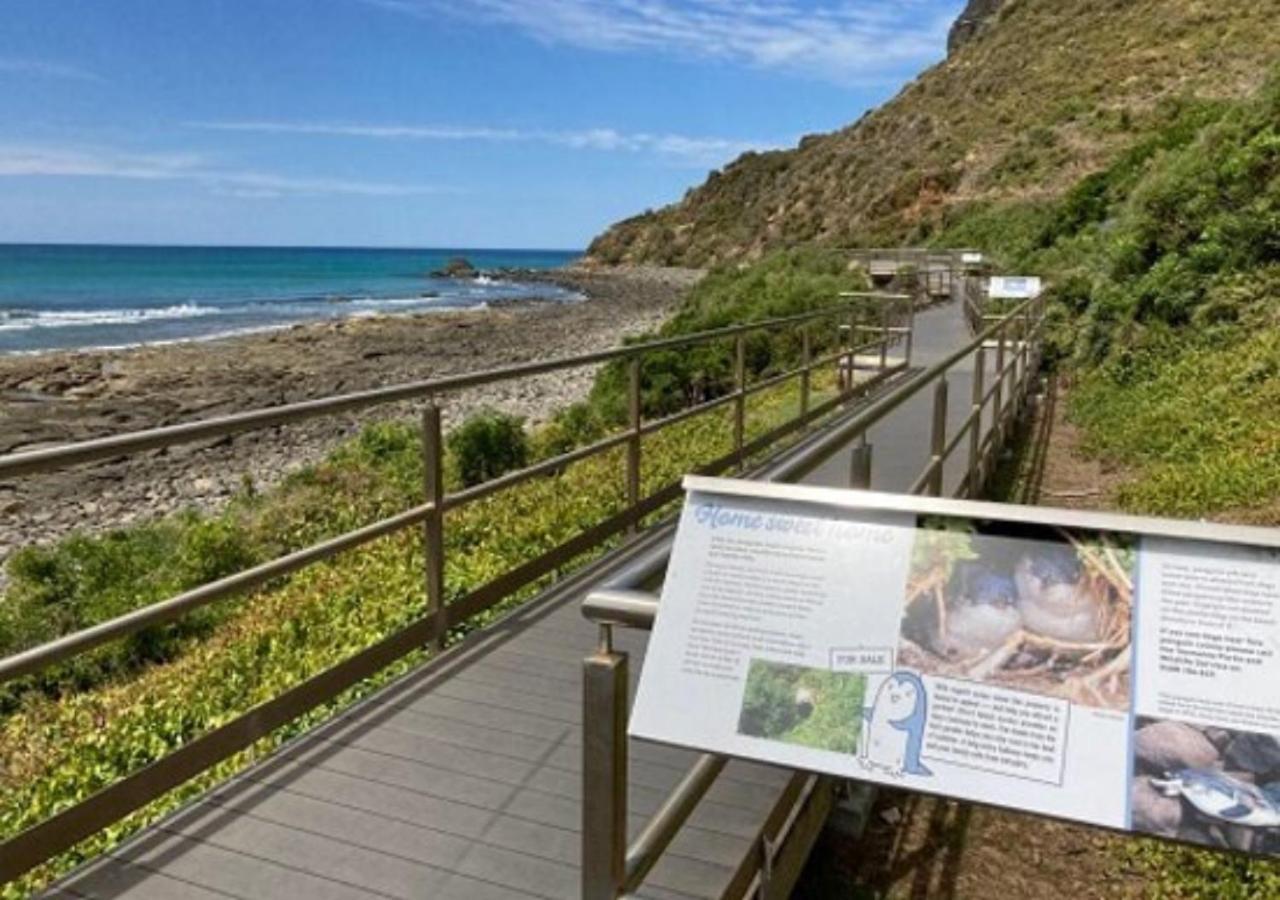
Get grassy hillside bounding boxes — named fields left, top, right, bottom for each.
left=586, top=0, right=1280, bottom=267
left=940, top=65, right=1280, bottom=518
left=974, top=66, right=1280, bottom=895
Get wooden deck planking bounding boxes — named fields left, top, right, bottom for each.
left=55, top=565, right=791, bottom=900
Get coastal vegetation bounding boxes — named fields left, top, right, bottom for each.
left=0, top=249, right=870, bottom=897
left=4, top=0, right=1277, bottom=894
left=948, top=66, right=1280, bottom=895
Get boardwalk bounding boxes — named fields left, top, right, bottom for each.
left=51, top=299, right=1000, bottom=900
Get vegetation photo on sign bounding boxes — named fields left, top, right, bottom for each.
left=737, top=659, right=867, bottom=755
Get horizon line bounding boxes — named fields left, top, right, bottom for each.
left=0, top=240, right=586, bottom=253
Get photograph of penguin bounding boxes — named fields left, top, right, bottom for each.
left=1131, top=717, right=1280, bottom=855
left=908, top=560, right=1023, bottom=660
left=1013, top=543, right=1106, bottom=643
left=900, top=515, right=1134, bottom=709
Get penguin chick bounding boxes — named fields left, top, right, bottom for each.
left=1013, top=546, right=1103, bottom=642
left=793, top=685, right=816, bottom=720
left=927, top=564, right=1022, bottom=658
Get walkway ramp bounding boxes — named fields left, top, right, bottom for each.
left=48, top=297, right=1026, bottom=900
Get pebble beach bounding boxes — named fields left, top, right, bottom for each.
left=0, top=265, right=701, bottom=565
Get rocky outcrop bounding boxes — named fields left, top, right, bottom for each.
left=947, top=0, right=1006, bottom=55
left=432, top=257, right=478, bottom=279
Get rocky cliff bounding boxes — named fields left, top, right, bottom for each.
left=947, top=0, right=1006, bottom=54
left=586, top=0, right=1280, bottom=267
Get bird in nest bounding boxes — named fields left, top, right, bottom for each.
left=1013, top=544, right=1105, bottom=643
left=917, top=561, right=1023, bottom=660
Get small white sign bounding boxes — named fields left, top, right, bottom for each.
left=988, top=276, right=1042, bottom=299
left=629, top=477, right=1280, bottom=857
left=961, top=252, right=985, bottom=265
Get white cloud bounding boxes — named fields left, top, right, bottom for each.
left=0, top=57, right=102, bottom=82
left=360, top=0, right=957, bottom=84
left=0, top=143, right=445, bottom=197
left=191, top=120, right=781, bottom=168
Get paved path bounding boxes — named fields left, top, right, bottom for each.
left=51, top=299, right=994, bottom=900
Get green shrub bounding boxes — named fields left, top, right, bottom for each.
left=530, top=401, right=606, bottom=459
left=446, top=409, right=530, bottom=487
left=588, top=247, right=871, bottom=423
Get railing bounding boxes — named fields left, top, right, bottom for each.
left=0, top=290, right=916, bottom=885
left=579, top=292, right=1047, bottom=900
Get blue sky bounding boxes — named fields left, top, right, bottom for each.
left=0, top=0, right=963, bottom=249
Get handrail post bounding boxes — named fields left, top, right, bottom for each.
left=1019, top=306, right=1033, bottom=408
left=799, top=326, right=812, bottom=421
left=733, top=334, right=746, bottom=469
left=904, top=295, right=915, bottom=365
left=968, top=346, right=985, bottom=498
left=627, top=357, right=642, bottom=530
left=878, top=302, right=889, bottom=370
left=837, top=323, right=852, bottom=392
left=583, top=625, right=628, bottom=900
left=993, top=320, right=1006, bottom=451
left=849, top=438, right=872, bottom=490
left=422, top=403, right=446, bottom=651
left=928, top=377, right=948, bottom=497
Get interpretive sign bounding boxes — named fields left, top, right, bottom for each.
left=630, top=477, right=1280, bottom=856
left=987, top=275, right=1042, bottom=299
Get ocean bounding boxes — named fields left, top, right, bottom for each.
left=0, top=244, right=582, bottom=355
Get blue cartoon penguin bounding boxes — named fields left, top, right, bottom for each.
left=862, top=671, right=932, bottom=777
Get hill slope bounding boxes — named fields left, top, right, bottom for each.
left=586, top=0, right=1280, bottom=267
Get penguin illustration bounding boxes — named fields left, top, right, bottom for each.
left=862, top=671, right=932, bottom=777
left=922, top=562, right=1023, bottom=659
left=1013, top=545, right=1104, bottom=642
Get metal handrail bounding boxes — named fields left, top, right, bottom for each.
left=0, top=288, right=917, bottom=887
left=0, top=500, right=437, bottom=684
left=2, top=327, right=907, bottom=697
left=580, top=290, right=1047, bottom=900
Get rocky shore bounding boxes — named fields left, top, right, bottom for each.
left=0, top=265, right=701, bottom=567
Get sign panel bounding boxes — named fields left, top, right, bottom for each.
left=988, top=275, right=1042, bottom=299
left=630, top=477, right=1280, bottom=857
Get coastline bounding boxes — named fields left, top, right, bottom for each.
left=0, top=265, right=701, bottom=565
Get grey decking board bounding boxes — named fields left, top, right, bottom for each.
left=57, top=860, right=241, bottom=900
left=114, top=831, right=384, bottom=900
left=201, top=779, right=732, bottom=900
left=245, top=740, right=765, bottom=845
left=218, top=741, right=763, bottom=872
left=293, top=722, right=777, bottom=815
left=45, top=298, right=990, bottom=899
left=158, top=796, right=583, bottom=900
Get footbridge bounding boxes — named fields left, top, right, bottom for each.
left=0, top=255, right=1045, bottom=899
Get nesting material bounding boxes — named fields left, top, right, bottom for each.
left=901, top=517, right=1135, bottom=711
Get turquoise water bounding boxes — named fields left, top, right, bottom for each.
left=0, top=245, right=582, bottom=354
